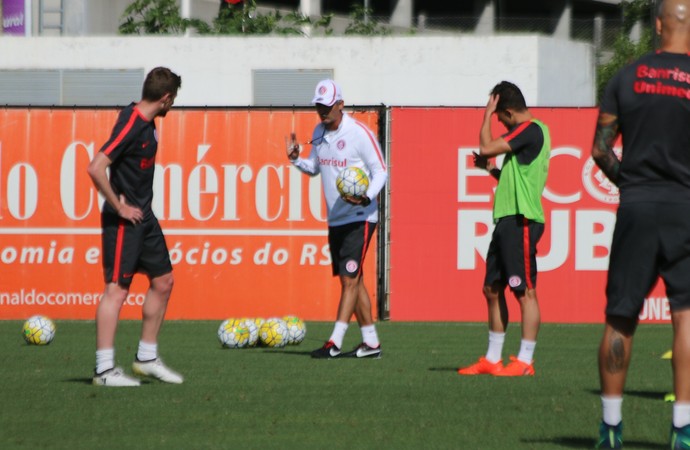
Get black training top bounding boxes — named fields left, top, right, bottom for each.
left=501, top=121, right=545, bottom=165
left=99, top=103, right=158, bottom=213
left=600, top=51, right=690, bottom=203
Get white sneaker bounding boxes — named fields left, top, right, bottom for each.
left=132, top=358, right=184, bottom=384
left=92, top=367, right=141, bottom=387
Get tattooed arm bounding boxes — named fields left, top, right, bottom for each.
left=591, top=112, right=621, bottom=186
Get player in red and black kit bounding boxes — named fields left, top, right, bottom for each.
left=458, top=81, right=550, bottom=378
left=87, top=67, right=183, bottom=387
left=592, top=1, right=690, bottom=447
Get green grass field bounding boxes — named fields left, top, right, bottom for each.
left=0, top=320, right=675, bottom=449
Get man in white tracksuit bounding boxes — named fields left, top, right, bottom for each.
left=286, top=79, right=388, bottom=358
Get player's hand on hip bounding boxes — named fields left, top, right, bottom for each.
left=118, top=194, right=143, bottom=225
left=285, top=132, right=301, bottom=161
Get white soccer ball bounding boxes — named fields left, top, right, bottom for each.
left=217, top=318, right=250, bottom=349
left=240, top=318, right=260, bottom=347
left=336, top=166, right=369, bottom=198
left=283, top=315, right=307, bottom=345
left=259, top=318, right=288, bottom=348
left=22, top=315, right=56, bottom=345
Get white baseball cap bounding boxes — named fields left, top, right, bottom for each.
left=311, top=79, right=343, bottom=106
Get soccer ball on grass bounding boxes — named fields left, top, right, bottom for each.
left=22, top=315, right=56, bottom=345
left=259, top=318, right=288, bottom=348
left=240, top=318, right=260, bottom=347
left=283, top=315, right=307, bottom=345
left=217, top=318, right=250, bottom=349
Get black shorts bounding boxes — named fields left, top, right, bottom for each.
left=484, top=215, right=544, bottom=292
left=328, top=221, right=376, bottom=278
left=606, top=202, right=690, bottom=318
left=101, top=210, right=172, bottom=288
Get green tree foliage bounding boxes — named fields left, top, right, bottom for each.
left=596, top=0, right=655, bottom=102
left=119, top=0, right=333, bottom=36
left=344, top=5, right=391, bottom=36
left=210, top=0, right=280, bottom=34
left=119, top=0, right=194, bottom=34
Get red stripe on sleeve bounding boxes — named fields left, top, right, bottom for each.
left=102, top=111, right=139, bottom=156
left=355, top=122, right=387, bottom=172
left=504, top=121, right=532, bottom=143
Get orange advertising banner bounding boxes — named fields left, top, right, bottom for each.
left=388, top=107, right=669, bottom=323
left=0, top=107, right=379, bottom=321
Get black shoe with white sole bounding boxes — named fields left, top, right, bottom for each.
left=311, top=340, right=341, bottom=359
left=343, top=343, right=382, bottom=359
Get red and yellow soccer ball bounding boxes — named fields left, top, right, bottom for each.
left=336, top=166, right=369, bottom=198
left=22, top=315, right=56, bottom=345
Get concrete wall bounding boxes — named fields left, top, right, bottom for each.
left=537, top=37, right=595, bottom=107
left=0, top=35, right=595, bottom=107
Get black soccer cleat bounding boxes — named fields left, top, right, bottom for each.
left=342, top=342, right=382, bottom=359
left=311, top=340, right=341, bottom=359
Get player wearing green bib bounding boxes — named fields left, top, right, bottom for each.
left=458, top=81, right=550, bottom=377
left=492, top=118, right=550, bottom=223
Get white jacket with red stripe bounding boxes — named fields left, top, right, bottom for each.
left=291, top=113, right=388, bottom=226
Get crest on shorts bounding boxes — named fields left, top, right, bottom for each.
left=582, top=154, right=620, bottom=204
left=508, top=275, right=522, bottom=288
left=345, top=259, right=359, bottom=273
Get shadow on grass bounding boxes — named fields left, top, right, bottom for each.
left=522, top=436, right=665, bottom=449
left=626, top=389, right=669, bottom=401
left=264, top=349, right=313, bottom=356
left=428, top=367, right=459, bottom=372
left=64, top=377, right=153, bottom=385
left=65, top=377, right=95, bottom=384
left=585, top=388, right=668, bottom=401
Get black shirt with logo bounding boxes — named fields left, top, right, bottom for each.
left=99, top=103, right=158, bottom=214
left=601, top=51, right=690, bottom=203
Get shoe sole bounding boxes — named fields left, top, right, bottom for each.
left=132, top=364, right=183, bottom=384
left=92, top=377, right=140, bottom=387
left=457, top=370, right=501, bottom=375
left=494, top=372, right=535, bottom=377
left=343, top=350, right=382, bottom=358
left=310, top=353, right=341, bottom=359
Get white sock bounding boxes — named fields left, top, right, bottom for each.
left=517, top=339, right=537, bottom=364
left=485, top=331, right=505, bottom=363
left=674, top=403, right=690, bottom=428
left=136, top=341, right=158, bottom=362
left=360, top=324, right=380, bottom=348
left=601, top=396, right=623, bottom=426
left=96, top=348, right=115, bottom=375
left=329, top=321, right=348, bottom=349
